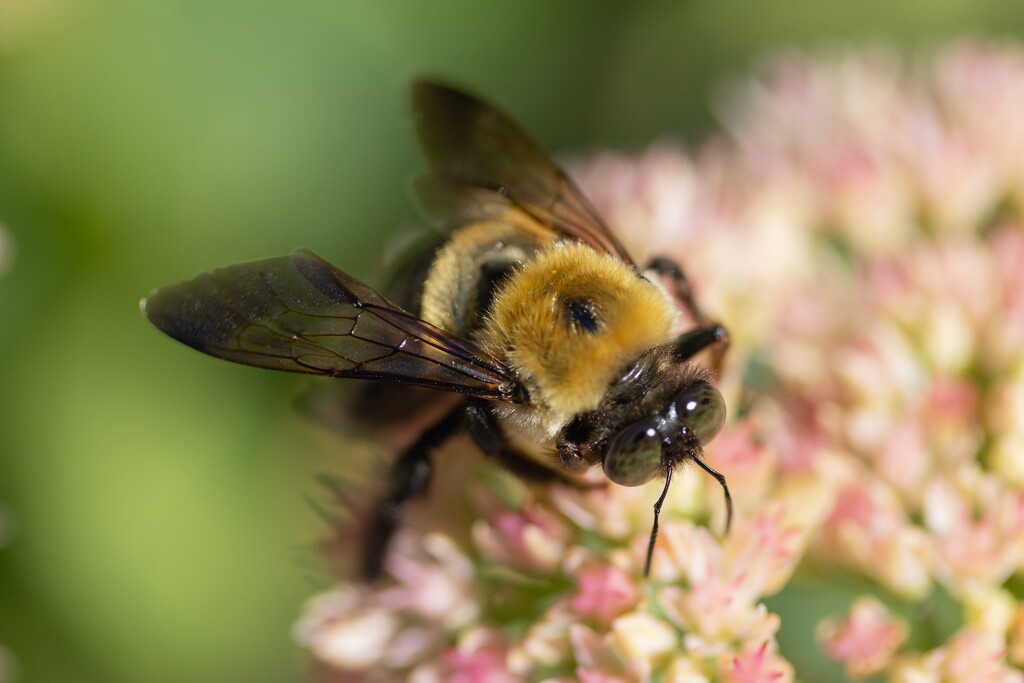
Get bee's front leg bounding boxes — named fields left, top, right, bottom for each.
left=672, top=325, right=730, bottom=362
left=646, top=257, right=730, bottom=373
left=361, top=408, right=462, bottom=580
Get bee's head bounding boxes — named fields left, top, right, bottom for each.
left=601, top=378, right=726, bottom=486
left=556, top=338, right=732, bottom=577
left=594, top=349, right=732, bottom=577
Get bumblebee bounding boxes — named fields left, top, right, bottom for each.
left=142, top=82, right=731, bottom=578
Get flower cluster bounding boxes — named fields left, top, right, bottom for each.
left=296, top=42, right=1024, bottom=680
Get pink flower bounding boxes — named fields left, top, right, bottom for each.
left=722, top=511, right=802, bottom=595
left=472, top=498, right=574, bottom=573
left=294, top=532, right=479, bottom=673
left=924, top=475, right=1024, bottom=588
left=935, top=628, right=1022, bottom=683
left=435, top=641, right=516, bottom=683
left=575, top=671, right=630, bottom=683
left=657, top=515, right=799, bottom=653
left=720, top=641, right=793, bottom=683
left=569, top=565, right=640, bottom=623
left=820, top=479, right=932, bottom=599
left=568, top=623, right=632, bottom=681
left=818, top=596, right=908, bottom=677
left=407, top=629, right=518, bottom=683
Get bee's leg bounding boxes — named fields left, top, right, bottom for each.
left=361, top=407, right=462, bottom=580
left=647, top=257, right=730, bottom=373
left=464, top=399, right=582, bottom=485
left=672, top=324, right=730, bottom=362
left=646, top=257, right=712, bottom=324
left=555, top=415, right=599, bottom=473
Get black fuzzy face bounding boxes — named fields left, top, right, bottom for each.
left=556, top=344, right=715, bottom=469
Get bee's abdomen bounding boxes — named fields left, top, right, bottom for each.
left=419, top=217, right=550, bottom=337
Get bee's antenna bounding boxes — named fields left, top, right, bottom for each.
left=644, top=465, right=674, bottom=577
left=693, top=455, right=733, bottom=535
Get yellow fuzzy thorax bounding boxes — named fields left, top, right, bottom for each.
left=480, top=242, right=677, bottom=417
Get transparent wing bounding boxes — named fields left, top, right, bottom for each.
left=411, top=80, right=635, bottom=266
left=142, top=250, right=521, bottom=401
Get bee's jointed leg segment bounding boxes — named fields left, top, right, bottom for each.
left=672, top=325, right=730, bottom=362
left=647, top=256, right=730, bottom=373
left=464, top=399, right=571, bottom=484
left=361, top=408, right=462, bottom=580
left=646, top=256, right=711, bottom=325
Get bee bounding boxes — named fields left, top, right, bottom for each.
left=142, top=81, right=732, bottom=578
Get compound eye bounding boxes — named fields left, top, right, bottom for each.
left=676, top=381, right=726, bottom=444
left=603, top=418, right=663, bottom=486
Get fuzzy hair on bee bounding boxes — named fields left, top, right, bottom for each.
left=475, top=242, right=679, bottom=442
left=141, top=80, right=732, bottom=579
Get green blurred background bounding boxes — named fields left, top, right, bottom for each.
left=1, top=1, right=1023, bottom=681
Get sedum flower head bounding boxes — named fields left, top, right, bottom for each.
left=297, top=41, right=1024, bottom=680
